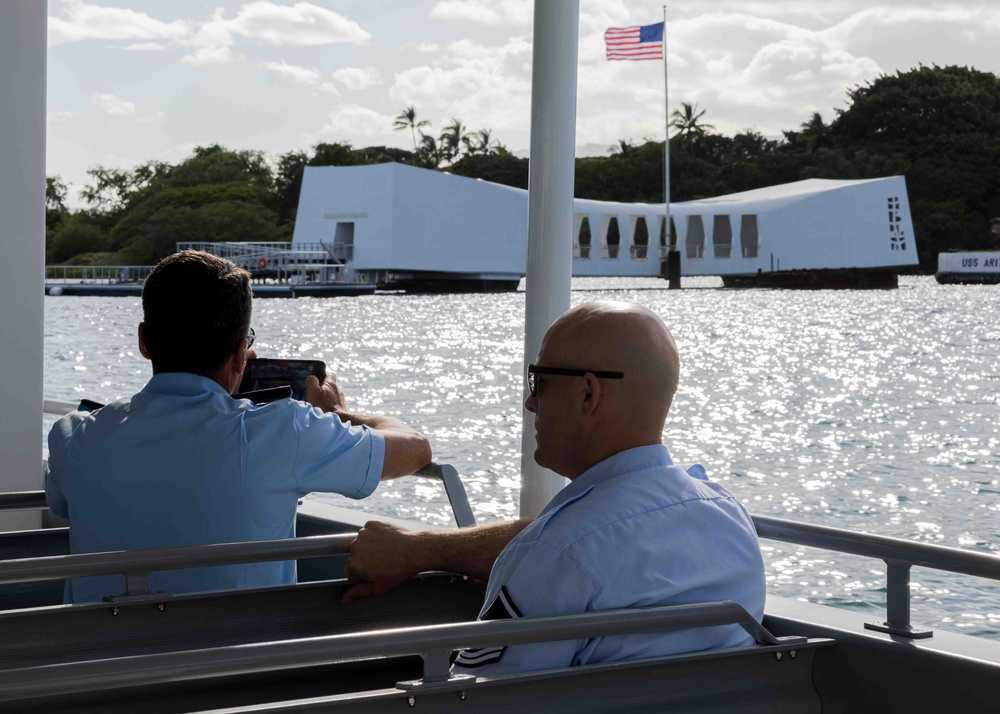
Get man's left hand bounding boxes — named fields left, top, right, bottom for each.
left=306, top=374, right=346, bottom=414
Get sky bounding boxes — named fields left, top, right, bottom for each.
left=46, top=0, right=1000, bottom=207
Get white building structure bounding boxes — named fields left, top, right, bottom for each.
left=292, top=163, right=918, bottom=286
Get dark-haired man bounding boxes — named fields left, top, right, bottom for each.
left=46, top=250, right=431, bottom=603
left=343, top=301, right=765, bottom=675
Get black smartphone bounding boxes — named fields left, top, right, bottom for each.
left=237, top=358, right=326, bottom=402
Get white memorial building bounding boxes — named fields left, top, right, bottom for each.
left=291, top=162, right=918, bottom=288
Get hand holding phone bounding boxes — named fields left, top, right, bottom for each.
left=303, top=370, right=348, bottom=415
left=238, top=358, right=326, bottom=402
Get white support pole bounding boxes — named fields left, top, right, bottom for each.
left=0, top=1, right=46, bottom=527
left=663, top=5, right=672, bottom=251
left=519, top=0, right=580, bottom=518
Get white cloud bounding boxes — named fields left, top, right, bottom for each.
left=260, top=60, right=341, bottom=96
left=181, top=7, right=237, bottom=66
left=411, top=41, right=442, bottom=54
left=390, top=37, right=533, bottom=132
left=49, top=0, right=189, bottom=46
left=52, top=1, right=372, bottom=69
left=121, top=42, right=167, bottom=52
left=319, top=104, right=397, bottom=138
left=179, top=3, right=371, bottom=66
left=227, top=1, right=371, bottom=46
left=47, top=111, right=76, bottom=129
left=90, top=93, right=138, bottom=117
left=262, top=60, right=323, bottom=85
left=181, top=45, right=235, bottom=67
left=331, top=66, right=383, bottom=90
left=430, top=0, right=533, bottom=26
left=88, top=93, right=165, bottom=123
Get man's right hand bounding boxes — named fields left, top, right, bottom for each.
left=342, top=520, right=423, bottom=604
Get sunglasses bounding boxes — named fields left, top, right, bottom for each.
left=526, top=363, right=625, bottom=397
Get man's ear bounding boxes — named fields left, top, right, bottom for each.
left=580, top=372, right=602, bottom=417
left=137, top=322, right=151, bottom=361
left=230, top=338, right=248, bottom=373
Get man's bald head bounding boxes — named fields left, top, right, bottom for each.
left=531, top=301, right=680, bottom=469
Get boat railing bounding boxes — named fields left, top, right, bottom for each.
left=0, top=600, right=813, bottom=703
left=36, top=398, right=1000, bottom=638
left=751, top=514, right=1000, bottom=638
left=8, top=482, right=998, bottom=639
left=0, top=532, right=354, bottom=603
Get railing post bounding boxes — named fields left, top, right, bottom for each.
left=886, top=560, right=911, bottom=626
left=864, top=559, right=932, bottom=638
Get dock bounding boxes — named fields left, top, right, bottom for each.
left=45, top=243, right=379, bottom=298
left=45, top=283, right=376, bottom=298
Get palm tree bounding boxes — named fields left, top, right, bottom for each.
left=608, top=139, right=635, bottom=158
left=416, top=132, right=443, bottom=169
left=468, top=128, right=500, bottom=156
left=669, top=102, right=715, bottom=153
left=439, top=118, right=470, bottom=164
left=393, top=106, right=430, bottom=150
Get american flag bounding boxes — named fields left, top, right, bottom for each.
left=604, top=22, right=664, bottom=61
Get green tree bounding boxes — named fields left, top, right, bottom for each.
left=439, top=118, right=470, bottom=165
left=393, top=106, right=430, bottom=151
left=449, top=153, right=529, bottom=188
left=46, top=175, right=69, bottom=235
left=416, top=133, right=444, bottom=169
left=669, top=102, right=715, bottom=154
left=48, top=213, right=107, bottom=264
left=831, top=65, right=1000, bottom=269
left=115, top=186, right=285, bottom=264
left=79, top=161, right=169, bottom=219
left=161, top=145, right=273, bottom=192
left=466, top=128, right=503, bottom=156
left=274, top=150, right=309, bottom=224
left=609, top=139, right=635, bottom=158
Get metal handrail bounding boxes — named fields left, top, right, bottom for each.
left=0, top=492, right=48, bottom=511
left=752, top=514, right=1000, bottom=638
left=751, top=515, right=1000, bottom=580
left=0, top=600, right=807, bottom=702
left=38, top=394, right=999, bottom=636
left=0, top=534, right=353, bottom=587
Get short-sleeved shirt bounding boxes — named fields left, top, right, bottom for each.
left=453, top=444, right=766, bottom=675
left=45, top=372, right=385, bottom=603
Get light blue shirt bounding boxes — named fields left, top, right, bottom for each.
left=46, top=373, right=385, bottom=603
left=454, top=444, right=766, bottom=674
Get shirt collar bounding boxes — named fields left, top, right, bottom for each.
left=140, top=372, right=231, bottom=398
left=538, top=444, right=674, bottom=518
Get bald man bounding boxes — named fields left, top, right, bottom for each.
left=343, top=301, right=766, bottom=675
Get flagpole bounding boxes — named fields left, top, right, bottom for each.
left=662, top=5, right=680, bottom=288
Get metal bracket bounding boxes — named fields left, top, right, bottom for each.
left=864, top=620, right=933, bottom=639
left=396, top=650, right=476, bottom=691
left=103, top=592, right=173, bottom=605
left=102, top=570, right=173, bottom=604
left=396, top=674, right=476, bottom=692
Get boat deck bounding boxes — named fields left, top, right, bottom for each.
left=0, top=476, right=997, bottom=713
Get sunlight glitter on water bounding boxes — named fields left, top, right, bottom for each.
left=42, top=276, right=1000, bottom=637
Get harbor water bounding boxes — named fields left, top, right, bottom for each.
left=42, top=275, right=999, bottom=639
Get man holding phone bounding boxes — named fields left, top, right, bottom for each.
left=46, top=250, right=432, bottom=604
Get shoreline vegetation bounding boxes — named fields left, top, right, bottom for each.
left=46, top=65, right=1000, bottom=273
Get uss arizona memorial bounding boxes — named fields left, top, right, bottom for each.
left=291, top=162, right=918, bottom=289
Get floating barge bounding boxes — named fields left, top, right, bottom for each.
left=935, top=251, right=1000, bottom=285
